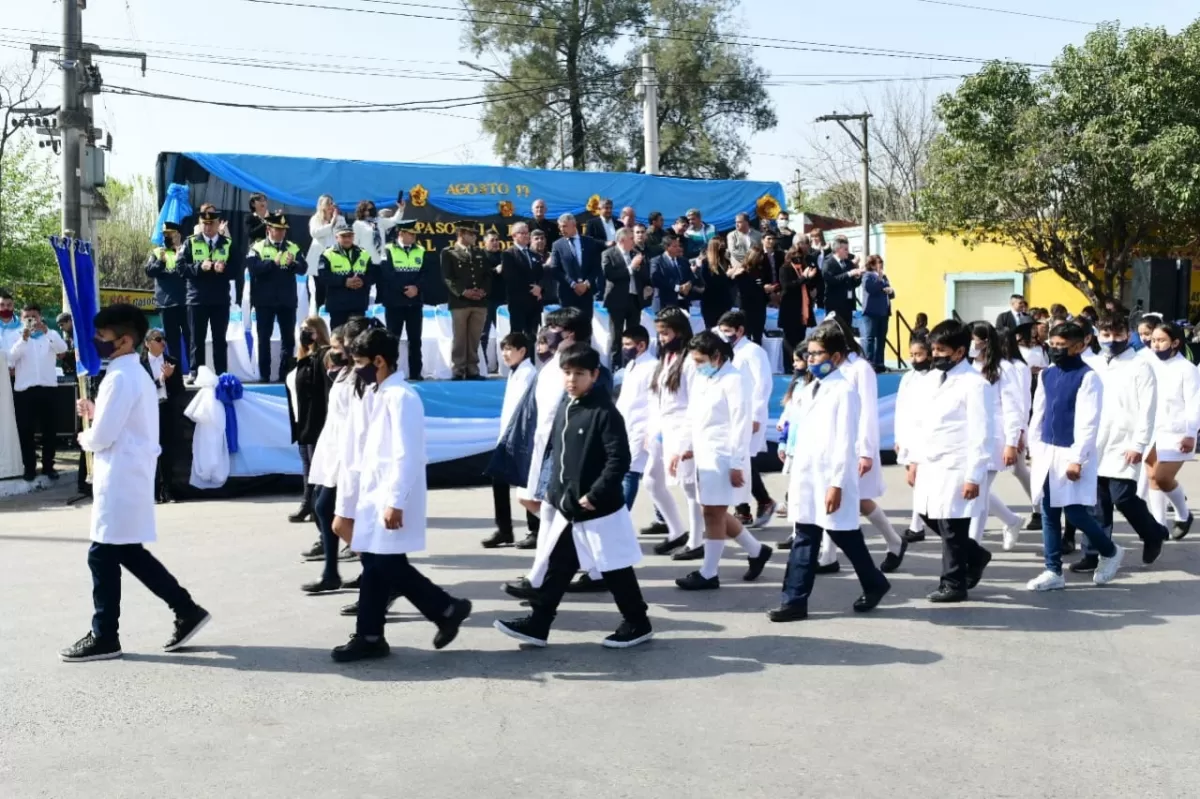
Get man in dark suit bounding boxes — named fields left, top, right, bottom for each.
left=529, top=198, right=560, bottom=247
left=602, top=228, right=651, bottom=368
left=141, top=328, right=186, bottom=503
left=820, top=235, right=863, bottom=323
left=547, top=213, right=602, bottom=324
left=585, top=198, right=622, bottom=246
left=503, top=221, right=544, bottom=341
left=995, top=293, right=1032, bottom=331
left=650, top=234, right=705, bottom=310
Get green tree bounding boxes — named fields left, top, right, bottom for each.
left=0, top=61, right=56, bottom=286
left=918, top=21, right=1200, bottom=307
left=799, top=179, right=904, bottom=226
left=94, top=175, right=157, bottom=289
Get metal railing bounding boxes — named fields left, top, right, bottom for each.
left=888, top=310, right=914, bottom=369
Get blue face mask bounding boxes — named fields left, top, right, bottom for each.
left=697, top=363, right=719, bottom=378
left=810, top=360, right=834, bottom=379
left=30, top=329, right=44, bottom=339
left=1100, top=339, right=1129, bottom=357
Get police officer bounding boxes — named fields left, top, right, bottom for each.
left=317, top=223, right=374, bottom=329
left=246, top=212, right=306, bottom=382
left=144, top=221, right=189, bottom=363
left=378, top=220, right=425, bottom=380
left=177, top=204, right=235, bottom=379
left=440, top=221, right=490, bottom=380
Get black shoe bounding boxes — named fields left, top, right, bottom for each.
left=734, top=510, right=753, bottom=526
left=1061, top=532, right=1077, bottom=555
left=672, top=545, right=704, bottom=561
left=482, top=530, right=515, bottom=549
left=603, top=619, right=654, bottom=649
left=493, top=615, right=549, bottom=647
left=966, top=548, right=993, bottom=589
left=164, top=607, right=211, bottom=652
left=902, top=528, right=926, bottom=543
left=43, top=467, right=60, bottom=480
left=331, top=634, right=390, bottom=662
left=288, top=506, right=313, bottom=523
left=743, top=544, right=773, bottom=581
left=60, top=632, right=122, bottom=662
left=451, top=375, right=466, bottom=381
left=1172, top=513, right=1193, bottom=541
left=1069, top=555, right=1099, bottom=574
left=514, top=533, right=538, bottom=550
left=342, top=575, right=360, bottom=590
left=767, top=604, right=808, bottom=623
left=880, top=540, right=908, bottom=574
left=467, top=374, right=487, bottom=381
left=641, top=521, right=668, bottom=537
left=927, top=586, right=968, bottom=603
left=408, top=375, right=425, bottom=382
left=433, top=599, right=472, bottom=650
left=777, top=536, right=794, bottom=551
left=22, top=469, right=35, bottom=482
left=338, top=546, right=359, bottom=562
left=816, top=561, right=841, bottom=575
left=653, top=534, right=688, bottom=556
left=1025, top=513, right=1043, bottom=531
left=503, top=578, right=539, bottom=601
left=1143, top=534, right=1165, bottom=565
left=301, top=541, right=324, bottom=561
left=675, top=570, right=719, bottom=591
left=854, top=581, right=891, bottom=613
left=565, top=573, right=608, bottom=593
left=303, top=577, right=343, bottom=594
left=339, top=601, right=359, bottom=616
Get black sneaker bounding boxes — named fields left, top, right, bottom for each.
left=331, top=634, right=390, bottom=662
left=514, top=534, right=538, bottom=550
left=641, top=521, right=668, bottom=537
left=44, top=467, right=60, bottom=480
left=902, top=528, right=926, bottom=543
left=22, top=469, right=35, bottom=482
left=734, top=510, right=754, bottom=526
left=302, top=577, right=343, bottom=594
left=743, top=544, right=773, bottom=581
left=338, top=546, right=359, bottom=562
left=816, top=561, right=841, bottom=575
left=1061, top=531, right=1077, bottom=554
left=675, top=570, right=719, bottom=591
left=482, top=530, right=515, bottom=549
left=1172, top=513, right=1193, bottom=541
left=966, top=548, right=993, bottom=589
left=503, top=577, right=539, bottom=601
left=433, top=599, right=472, bottom=650
left=493, top=615, right=549, bottom=647
left=880, top=540, right=908, bottom=574
left=1025, top=513, right=1043, bottom=531
left=854, top=581, right=890, bottom=613
left=927, top=586, right=968, bottom=603
left=301, top=541, right=324, bottom=561
left=288, top=506, right=313, bottom=523
left=163, top=607, right=211, bottom=652
left=777, top=536, right=794, bottom=551
left=671, top=545, right=704, bottom=561
left=1069, top=555, right=1099, bottom=574
left=342, top=575, right=360, bottom=590
left=339, top=601, right=359, bottom=616
left=565, top=573, right=608, bottom=593
left=767, top=604, right=808, bottom=623
left=602, top=619, right=654, bottom=649
left=653, top=534, right=688, bottom=556
left=1143, top=534, right=1165, bottom=565
left=60, top=632, right=122, bottom=662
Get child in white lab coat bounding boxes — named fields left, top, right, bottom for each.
left=775, top=344, right=811, bottom=549
left=896, top=337, right=932, bottom=543
left=718, top=310, right=778, bottom=528
left=482, top=332, right=540, bottom=548
left=615, top=324, right=656, bottom=510
left=1026, top=321, right=1124, bottom=591
left=769, top=324, right=890, bottom=622
left=61, top=304, right=210, bottom=662
left=672, top=331, right=773, bottom=590
left=1145, top=320, right=1199, bottom=540
left=330, top=328, right=471, bottom=661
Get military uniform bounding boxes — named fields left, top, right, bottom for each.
left=440, top=233, right=490, bottom=379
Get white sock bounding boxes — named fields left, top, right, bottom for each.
left=989, top=491, right=1021, bottom=526
left=700, top=540, right=725, bottom=579
left=818, top=532, right=839, bottom=566
left=866, top=506, right=903, bottom=554
left=734, top=530, right=763, bottom=557
left=588, top=567, right=602, bottom=580
left=1013, top=457, right=1032, bottom=498
left=1166, top=485, right=1190, bottom=519
left=1149, top=489, right=1169, bottom=527
left=909, top=508, right=924, bottom=533
left=968, top=510, right=985, bottom=542
left=685, top=492, right=705, bottom=550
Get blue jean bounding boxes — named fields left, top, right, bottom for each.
left=88, top=542, right=197, bottom=640
left=1040, top=479, right=1117, bottom=574
left=622, top=471, right=642, bottom=511
left=780, top=524, right=889, bottom=609
left=862, top=314, right=888, bottom=367
left=313, top=485, right=340, bottom=583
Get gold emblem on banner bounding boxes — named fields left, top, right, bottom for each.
left=498, top=200, right=514, bottom=218
left=756, top=194, right=781, bottom=220
left=585, top=194, right=601, bottom=215
left=409, top=184, right=429, bottom=207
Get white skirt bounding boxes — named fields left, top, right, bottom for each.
left=696, top=456, right=752, bottom=507
left=858, top=460, right=885, bottom=501
left=1152, top=434, right=1195, bottom=463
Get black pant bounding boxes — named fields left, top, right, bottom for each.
left=509, top=303, right=542, bottom=343
left=1096, top=476, right=1168, bottom=547
left=530, top=522, right=648, bottom=629
left=492, top=477, right=540, bottom=536
left=922, top=516, right=988, bottom=592
left=312, top=279, right=327, bottom=314
left=782, top=322, right=809, bottom=374
left=356, top=552, right=454, bottom=638
left=481, top=302, right=500, bottom=363
left=313, top=485, right=340, bottom=583
left=88, top=542, right=197, bottom=640
left=254, top=305, right=296, bottom=383
left=606, top=301, right=642, bottom=368
left=781, top=524, right=889, bottom=609
left=328, top=308, right=365, bottom=331
left=384, top=305, right=423, bottom=378
left=156, top=401, right=180, bottom=500
left=298, top=444, right=316, bottom=511
left=742, top=305, right=766, bottom=344
left=187, top=304, right=230, bottom=376
left=736, top=459, right=773, bottom=516
left=14, top=385, right=57, bottom=475
left=160, top=305, right=190, bottom=364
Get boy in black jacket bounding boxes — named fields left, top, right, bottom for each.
left=494, top=343, right=653, bottom=649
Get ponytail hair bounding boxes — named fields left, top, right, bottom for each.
left=969, top=321, right=1002, bottom=384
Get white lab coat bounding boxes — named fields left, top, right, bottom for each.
left=336, top=374, right=427, bottom=555
left=498, top=359, right=537, bottom=444
left=1149, top=353, right=1200, bottom=462
left=683, top=362, right=752, bottom=506
left=542, top=506, right=643, bottom=573
left=0, top=348, right=21, bottom=478
left=615, top=351, right=656, bottom=473
left=79, top=353, right=160, bottom=544
left=909, top=360, right=994, bottom=519
left=648, top=351, right=697, bottom=485
left=1094, top=348, right=1156, bottom=481
left=843, top=352, right=884, bottom=500
left=308, top=375, right=354, bottom=488
left=787, top=369, right=861, bottom=530
left=1030, top=365, right=1103, bottom=508
left=1010, top=358, right=1032, bottom=418
left=732, top=335, right=773, bottom=455
left=306, top=212, right=347, bottom=277
left=892, top=368, right=925, bottom=465
left=974, top=359, right=1026, bottom=471
left=517, top=356, right=565, bottom=501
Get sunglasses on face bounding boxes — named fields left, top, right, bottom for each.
left=149, top=336, right=164, bottom=343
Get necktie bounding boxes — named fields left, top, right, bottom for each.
left=371, top=221, right=382, bottom=253
left=939, top=370, right=948, bottom=386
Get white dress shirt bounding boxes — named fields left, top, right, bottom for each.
left=602, top=217, right=617, bottom=243
left=9, top=329, right=66, bottom=391
left=147, top=352, right=168, bottom=401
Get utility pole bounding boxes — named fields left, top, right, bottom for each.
left=815, top=112, right=872, bottom=258
left=636, top=51, right=659, bottom=175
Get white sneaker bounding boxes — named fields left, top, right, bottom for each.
left=1026, top=570, right=1066, bottom=592
left=1093, top=544, right=1125, bottom=585
left=1002, top=519, right=1023, bottom=552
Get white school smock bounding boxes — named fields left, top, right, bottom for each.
left=308, top=376, right=354, bottom=488
left=682, top=362, right=752, bottom=506
left=498, top=359, right=537, bottom=443
left=648, top=351, right=697, bottom=484
left=1149, top=353, right=1200, bottom=462
left=1030, top=364, right=1103, bottom=508
left=79, top=353, right=160, bottom=544
left=1010, top=358, right=1033, bottom=420
left=732, top=335, right=773, bottom=455
left=1095, top=348, right=1156, bottom=481
left=892, top=368, right=924, bottom=465
left=909, top=360, right=994, bottom=520
left=787, top=369, right=861, bottom=530
left=336, top=374, right=428, bottom=555
left=517, top=357, right=565, bottom=501
left=615, top=351, right=656, bottom=473
left=973, top=359, right=1026, bottom=471
left=843, top=352, right=884, bottom=500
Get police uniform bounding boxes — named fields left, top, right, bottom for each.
left=246, top=213, right=306, bottom=382
left=378, top=221, right=425, bottom=379
left=439, top=222, right=491, bottom=379
left=317, top=225, right=375, bottom=330
left=144, top=221, right=189, bottom=362
left=176, top=210, right=235, bottom=377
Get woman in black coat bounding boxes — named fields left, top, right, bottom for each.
left=698, top=237, right=735, bottom=330
left=731, top=243, right=771, bottom=343
left=778, top=239, right=823, bottom=373
left=285, top=316, right=332, bottom=523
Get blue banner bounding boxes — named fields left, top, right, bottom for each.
left=151, top=182, right=193, bottom=245
left=50, top=236, right=101, bottom=376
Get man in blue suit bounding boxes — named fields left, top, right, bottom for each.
left=547, top=213, right=602, bottom=323
left=650, top=234, right=705, bottom=310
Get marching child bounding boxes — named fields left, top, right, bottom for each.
left=718, top=310, right=778, bottom=527
left=615, top=324, right=656, bottom=510
left=896, top=336, right=932, bottom=543
left=1145, top=321, right=1199, bottom=539
left=482, top=332, right=540, bottom=548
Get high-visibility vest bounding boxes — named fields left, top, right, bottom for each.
left=189, top=237, right=231, bottom=263
left=323, top=247, right=370, bottom=275
left=385, top=244, right=424, bottom=271
left=154, top=247, right=178, bottom=272
left=252, top=239, right=302, bottom=265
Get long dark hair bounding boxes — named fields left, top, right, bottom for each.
left=783, top=342, right=812, bottom=406
left=341, top=315, right=382, bottom=397
left=688, top=330, right=734, bottom=366
left=969, top=320, right=1002, bottom=384
left=821, top=315, right=862, bottom=356
left=652, top=307, right=693, bottom=395
left=998, top=325, right=1026, bottom=364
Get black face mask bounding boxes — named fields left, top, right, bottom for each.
left=931, top=355, right=955, bottom=372
left=328, top=350, right=347, bottom=367
left=299, top=330, right=315, bottom=348
left=1047, top=346, right=1070, bottom=366
left=912, top=359, right=932, bottom=372
left=661, top=336, right=684, bottom=353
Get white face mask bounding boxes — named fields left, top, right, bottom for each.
left=969, top=342, right=980, bottom=359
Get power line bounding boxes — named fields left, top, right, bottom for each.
left=913, top=0, right=1097, bottom=25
